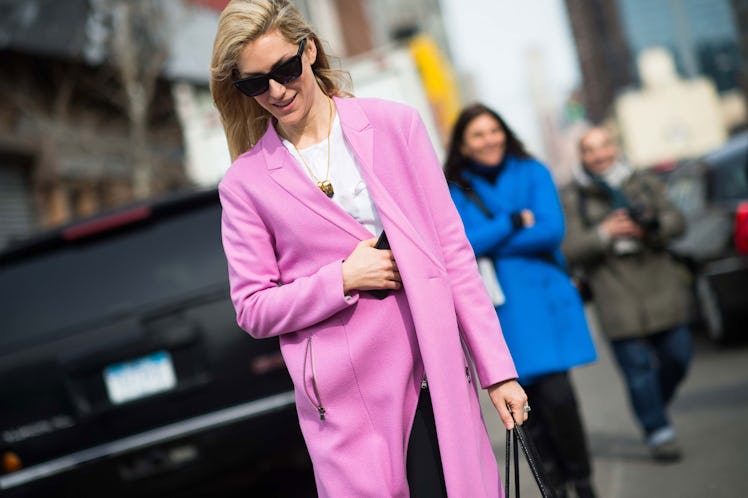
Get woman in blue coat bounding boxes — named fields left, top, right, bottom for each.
left=445, top=104, right=598, bottom=498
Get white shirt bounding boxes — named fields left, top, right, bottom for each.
left=282, top=114, right=383, bottom=236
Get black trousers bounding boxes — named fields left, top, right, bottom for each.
left=406, top=386, right=448, bottom=498
left=523, top=371, right=594, bottom=495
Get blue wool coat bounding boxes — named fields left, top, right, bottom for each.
left=449, top=155, right=596, bottom=383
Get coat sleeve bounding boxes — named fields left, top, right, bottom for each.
left=219, top=181, right=359, bottom=339
left=449, top=185, right=517, bottom=257
left=406, top=111, right=518, bottom=388
left=559, top=185, right=608, bottom=266
left=494, top=163, right=565, bottom=256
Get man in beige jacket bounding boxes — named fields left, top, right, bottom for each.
left=560, top=126, right=693, bottom=462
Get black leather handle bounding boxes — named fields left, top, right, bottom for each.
left=505, top=414, right=557, bottom=498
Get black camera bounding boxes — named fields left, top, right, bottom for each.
left=626, top=204, right=660, bottom=233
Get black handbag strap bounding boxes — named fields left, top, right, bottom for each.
left=461, top=185, right=495, bottom=220
left=505, top=426, right=521, bottom=498
left=505, top=416, right=557, bottom=498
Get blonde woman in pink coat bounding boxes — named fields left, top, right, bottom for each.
left=210, top=1, right=528, bottom=496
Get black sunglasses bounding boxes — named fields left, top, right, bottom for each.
left=233, top=39, right=307, bottom=97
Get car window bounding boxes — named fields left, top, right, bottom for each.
left=710, top=143, right=748, bottom=201
left=0, top=204, right=228, bottom=349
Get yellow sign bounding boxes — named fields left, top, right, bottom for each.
left=408, top=34, right=462, bottom=141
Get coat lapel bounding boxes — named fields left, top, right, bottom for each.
left=335, top=98, right=444, bottom=271
left=262, top=122, right=371, bottom=240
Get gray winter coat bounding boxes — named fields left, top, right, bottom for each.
left=560, top=169, right=692, bottom=340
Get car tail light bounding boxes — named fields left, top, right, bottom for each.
left=62, top=207, right=152, bottom=240
left=735, top=201, right=748, bottom=255
left=2, top=451, right=22, bottom=473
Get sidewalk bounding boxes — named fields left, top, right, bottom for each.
left=480, top=307, right=748, bottom=497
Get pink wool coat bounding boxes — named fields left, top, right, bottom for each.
left=219, top=96, right=517, bottom=497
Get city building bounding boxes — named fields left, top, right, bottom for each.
left=730, top=0, right=748, bottom=109
left=564, top=0, right=743, bottom=125
left=0, top=0, right=189, bottom=248
left=563, top=0, right=634, bottom=123
left=564, top=0, right=746, bottom=168
left=0, top=0, right=456, bottom=249
left=615, top=48, right=727, bottom=167
left=617, top=0, right=740, bottom=93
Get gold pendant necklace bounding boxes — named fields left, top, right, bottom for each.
left=317, top=179, right=334, bottom=197
left=297, top=98, right=335, bottom=198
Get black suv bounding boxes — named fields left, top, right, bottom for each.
left=665, top=132, right=748, bottom=343
left=0, top=189, right=312, bottom=497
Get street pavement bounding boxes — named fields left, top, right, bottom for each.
left=480, top=306, right=748, bottom=498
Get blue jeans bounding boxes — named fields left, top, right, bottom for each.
left=610, top=324, right=692, bottom=439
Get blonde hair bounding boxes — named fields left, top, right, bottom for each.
left=210, top=0, right=350, bottom=160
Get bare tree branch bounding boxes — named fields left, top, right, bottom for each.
left=106, top=0, right=171, bottom=198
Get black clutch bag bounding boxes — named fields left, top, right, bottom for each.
left=368, top=231, right=390, bottom=300
left=505, top=416, right=557, bottom=498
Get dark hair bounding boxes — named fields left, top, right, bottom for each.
left=443, top=103, right=531, bottom=187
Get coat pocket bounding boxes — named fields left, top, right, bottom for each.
left=303, top=337, right=326, bottom=421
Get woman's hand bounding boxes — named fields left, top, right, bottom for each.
left=487, top=379, right=529, bottom=430
left=520, top=209, right=535, bottom=228
left=342, top=237, right=401, bottom=294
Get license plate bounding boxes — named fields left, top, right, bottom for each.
left=104, top=351, right=177, bottom=404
